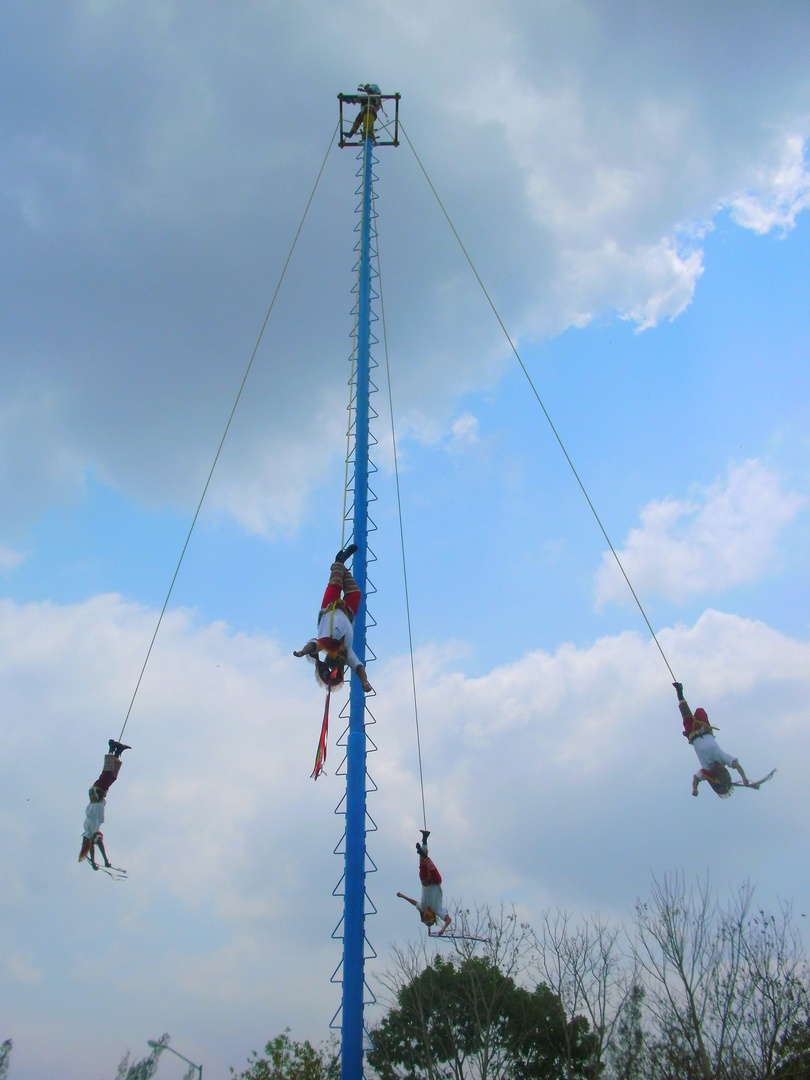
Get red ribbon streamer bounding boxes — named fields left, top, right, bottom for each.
left=311, top=689, right=331, bottom=779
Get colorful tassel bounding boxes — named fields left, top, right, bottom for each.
left=311, top=690, right=331, bottom=779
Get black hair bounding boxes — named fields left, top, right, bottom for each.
left=315, top=658, right=345, bottom=692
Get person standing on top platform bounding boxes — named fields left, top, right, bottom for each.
left=346, top=83, right=382, bottom=140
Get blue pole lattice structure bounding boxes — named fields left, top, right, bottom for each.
left=332, top=87, right=398, bottom=1080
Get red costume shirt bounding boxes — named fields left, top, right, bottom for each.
left=419, top=856, right=442, bottom=886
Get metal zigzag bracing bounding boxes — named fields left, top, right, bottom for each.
left=331, top=138, right=383, bottom=1078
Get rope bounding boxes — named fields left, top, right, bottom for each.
left=353, top=122, right=428, bottom=823
left=341, top=331, right=357, bottom=547
left=377, top=234, right=429, bottom=832
left=399, top=122, right=677, bottom=683
left=117, top=122, right=339, bottom=742
left=340, top=140, right=368, bottom=547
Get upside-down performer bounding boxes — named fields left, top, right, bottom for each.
left=294, top=546, right=373, bottom=694
left=397, top=831, right=452, bottom=936
left=78, top=740, right=130, bottom=869
left=295, top=546, right=373, bottom=779
left=673, top=682, right=775, bottom=798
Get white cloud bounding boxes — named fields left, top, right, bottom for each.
left=452, top=7, right=809, bottom=335
left=3, top=591, right=810, bottom=1076
left=728, top=135, right=810, bottom=235
left=559, top=235, right=705, bottom=331
left=1, top=1, right=809, bottom=536
left=595, top=460, right=805, bottom=606
left=449, top=412, right=480, bottom=448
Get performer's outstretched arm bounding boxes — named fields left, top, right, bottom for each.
left=293, top=641, right=317, bottom=658
left=732, top=759, right=749, bottom=785
left=355, top=663, right=372, bottom=693
left=95, top=834, right=112, bottom=868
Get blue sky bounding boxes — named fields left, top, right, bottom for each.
left=1, top=2, right=809, bottom=1078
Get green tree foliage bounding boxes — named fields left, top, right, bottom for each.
left=368, top=953, right=596, bottom=1080
left=235, top=882, right=809, bottom=1080
left=0, top=1039, right=11, bottom=1080
left=774, top=1018, right=810, bottom=1079
left=532, top=909, right=632, bottom=1080
left=230, top=1029, right=333, bottom=1080
left=605, top=985, right=645, bottom=1080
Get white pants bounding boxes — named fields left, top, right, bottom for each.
left=692, top=732, right=735, bottom=771
left=419, top=884, right=447, bottom=920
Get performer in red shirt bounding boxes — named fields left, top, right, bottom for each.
left=397, top=831, right=452, bottom=935
left=294, top=545, right=372, bottom=693
left=673, top=682, right=749, bottom=797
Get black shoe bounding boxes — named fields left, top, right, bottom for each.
left=111, top=741, right=132, bottom=756
left=421, top=829, right=431, bottom=843
left=108, top=739, right=117, bottom=754
left=416, top=842, right=427, bottom=858
left=335, top=543, right=358, bottom=564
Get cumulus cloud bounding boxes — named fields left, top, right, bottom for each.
left=729, top=134, right=810, bottom=235
left=594, top=460, right=805, bottom=607
left=2, top=591, right=809, bottom=1075
left=448, top=412, right=480, bottom=449
left=453, top=3, right=810, bottom=334
left=1, top=1, right=809, bottom=537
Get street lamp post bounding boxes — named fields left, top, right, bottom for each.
left=147, top=1040, right=202, bottom=1079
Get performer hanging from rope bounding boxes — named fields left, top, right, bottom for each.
left=346, top=83, right=383, bottom=140
left=78, top=740, right=130, bottom=870
left=673, top=682, right=754, bottom=798
left=294, top=545, right=373, bottom=694
left=396, top=831, right=452, bottom=935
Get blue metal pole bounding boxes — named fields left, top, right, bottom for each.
left=341, top=132, right=373, bottom=1080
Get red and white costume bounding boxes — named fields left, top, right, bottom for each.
left=82, top=799, right=106, bottom=841
left=679, top=699, right=736, bottom=782
left=305, top=562, right=363, bottom=673
left=418, top=853, right=448, bottom=921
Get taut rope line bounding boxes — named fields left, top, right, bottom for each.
left=117, top=123, right=340, bottom=742
left=377, top=236, right=429, bottom=831
left=399, top=122, right=676, bottom=682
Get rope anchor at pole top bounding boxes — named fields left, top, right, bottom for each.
left=338, top=86, right=401, bottom=148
